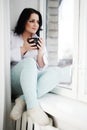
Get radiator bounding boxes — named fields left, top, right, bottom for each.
left=15, top=111, right=53, bottom=130
left=15, top=112, right=34, bottom=130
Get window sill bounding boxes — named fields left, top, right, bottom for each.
left=39, top=93, right=87, bottom=129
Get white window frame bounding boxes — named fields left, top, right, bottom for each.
left=78, top=0, right=87, bottom=102
left=39, top=0, right=80, bottom=99
left=39, top=0, right=46, bottom=41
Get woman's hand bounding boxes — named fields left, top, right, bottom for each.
left=20, top=39, right=37, bottom=55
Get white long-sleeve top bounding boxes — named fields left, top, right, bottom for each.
left=10, top=31, right=48, bottom=71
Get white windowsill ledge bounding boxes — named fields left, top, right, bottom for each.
left=39, top=93, right=87, bottom=129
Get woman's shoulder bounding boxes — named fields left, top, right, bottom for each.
left=11, top=31, right=18, bottom=37
left=10, top=31, right=21, bottom=41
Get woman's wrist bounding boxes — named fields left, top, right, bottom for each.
left=37, top=50, right=45, bottom=68
left=38, top=49, right=44, bottom=56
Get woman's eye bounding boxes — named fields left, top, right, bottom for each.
left=28, top=20, right=34, bottom=23
left=28, top=20, right=39, bottom=24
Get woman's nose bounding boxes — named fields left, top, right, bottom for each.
left=34, top=21, right=38, bottom=27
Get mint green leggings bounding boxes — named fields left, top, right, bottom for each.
left=11, top=58, right=70, bottom=109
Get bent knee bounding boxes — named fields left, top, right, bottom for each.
left=21, top=58, right=37, bottom=68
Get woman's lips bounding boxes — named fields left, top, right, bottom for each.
left=31, top=28, right=38, bottom=33
left=32, top=28, right=37, bottom=30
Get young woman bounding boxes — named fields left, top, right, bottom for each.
left=10, top=8, right=70, bottom=126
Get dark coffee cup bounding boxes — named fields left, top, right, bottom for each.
left=27, top=38, right=39, bottom=45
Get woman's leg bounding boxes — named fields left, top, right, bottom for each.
left=11, top=58, right=38, bottom=108
left=11, top=58, right=49, bottom=125
left=10, top=58, right=38, bottom=120
left=37, top=66, right=71, bottom=98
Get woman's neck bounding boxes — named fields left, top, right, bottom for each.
left=22, top=31, right=34, bottom=41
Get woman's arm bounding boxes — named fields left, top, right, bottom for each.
left=11, top=32, right=37, bottom=62
left=37, top=51, right=45, bottom=68
left=37, top=38, right=48, bottom=68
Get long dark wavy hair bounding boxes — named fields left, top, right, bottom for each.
left=14, top=8, right=42, bottom=36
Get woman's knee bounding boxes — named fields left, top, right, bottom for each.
left=21, top=58, right=37, bottom=68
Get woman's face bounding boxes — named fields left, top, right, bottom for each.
left=25, top=13, right=39, bottom=35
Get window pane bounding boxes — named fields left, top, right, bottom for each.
left=46, top=0, right=74, bottom=89
left=58, top=0, right=73, bottom=66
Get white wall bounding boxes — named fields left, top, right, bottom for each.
left=0, top=1, right=5, bottom=129
left=0, top=0, right=11, bottom=130
left=10, top=0, right=39, bottom=30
